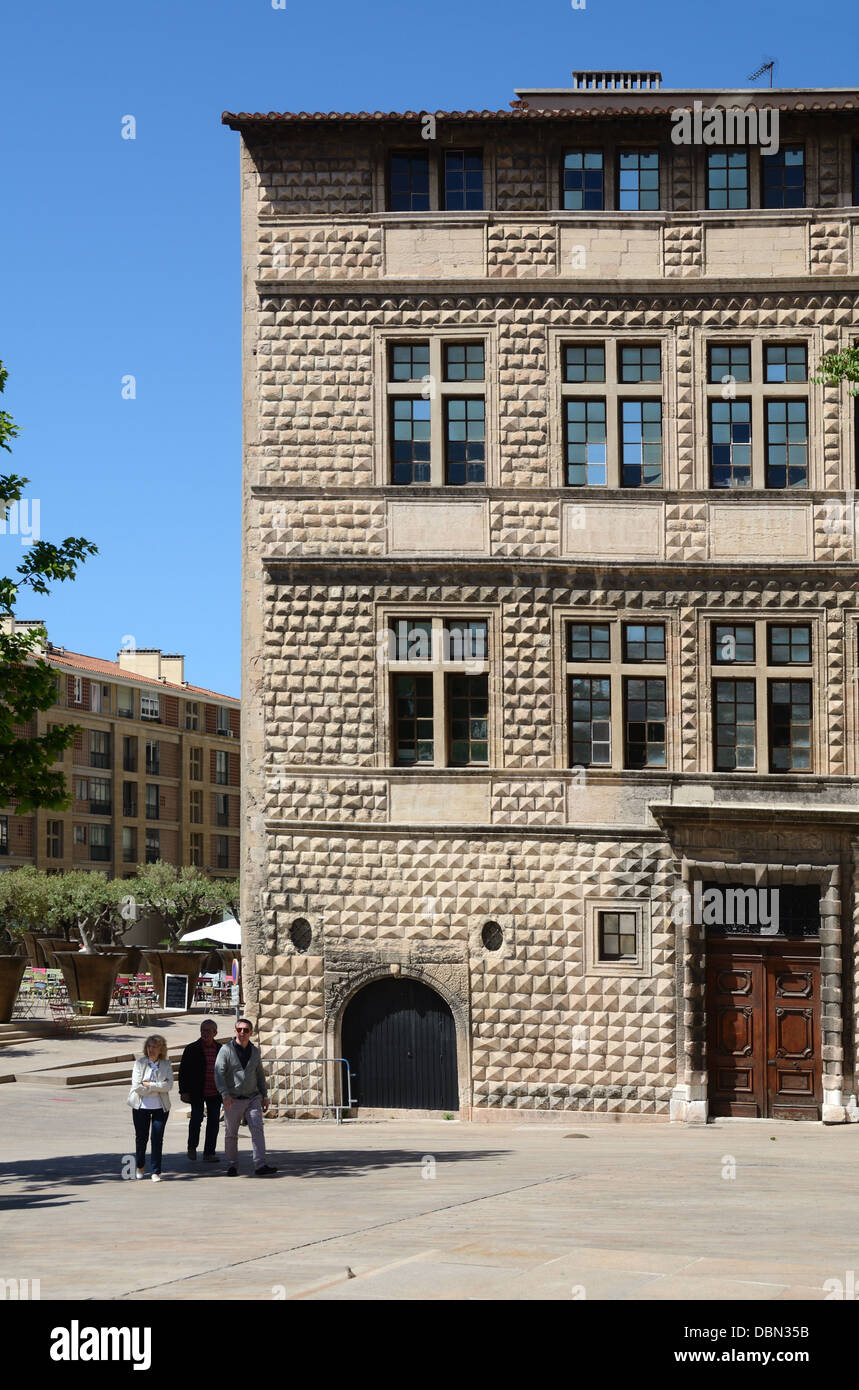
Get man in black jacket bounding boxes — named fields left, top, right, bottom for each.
left=178, top=1019, right=222, bottom=1162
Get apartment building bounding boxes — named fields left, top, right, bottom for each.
left=2, top=627, right=240, bottom=880
left=226, top=73, right=859, bottom=1122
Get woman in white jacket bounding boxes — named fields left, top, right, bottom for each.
left=128, top=1034, right=173, bottom=1181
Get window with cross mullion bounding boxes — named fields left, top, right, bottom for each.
left=387, top=337, right=486, bottom=486
left=389, top=615, right=490, bottom=767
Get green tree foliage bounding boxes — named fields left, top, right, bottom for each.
left=122, top=862, right=238, bottom=945
left=812, top=343, right=859, bottom=396
left=0, top=361, right=97, bottom=811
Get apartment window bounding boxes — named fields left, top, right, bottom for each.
left=54, top=673, right=63, bottom=705
left=46, top=820, right=62, bottom=859
left=145, top=829, right=160, bottom=864
left=122, top=782, right=137, bottom=817
left=564, top=345, right=605, bottom=383
left=561, top=337, right=664, bottom=488
left=623, top=622, right=666, bottom=662
left=765, top=400, right=808, bottom=488
left=442, top=150, right=484, bottom=210
left=761, top=146, right=805, bottom=208
left=189, top=789, right=203, bottom=824
left=564, top=617, right=668, bottom=771
left=189, top=746, right=203, bottom=781
left=617, top=151, right=659, bottom=210
left=568, top=623, right=611, bottom=662
left=189, top=832, right=203, bottom=867
left=444, top=343, right=485, bottom=381
left=390, top=399, right=431, bottom=484
left=393, top=675, right=434, bottom=765
left=620, top=401, right=662, bottom=487
left=122, top=827, right=137, bottom=864
left=390, top=342, right=431, bottom=381
left=145, top=784, right=159, bottom=820
left=562, top=150, right=604, bottom=210
left=598, top=910, right=638, bottom=961
left=713, top=624, right=756, bottom=664
left=624, top=678, right=666, bottom=768
left=709, top=400, right=752, bottom=487
left=0, top=815, right=8, bottom=856
left=214, top=835, right=230, bottom=870
left=185, top=701, right=199, bottom=731
left=569, top=677, right=611, bottom=766
left=707, top=150, right=749, bottom=209
left=389, top=613, right=491, bottom=767
left=74, top=825, right=87, bottom=846
left=215, top=751, right=229, bottom=786
left=140, top=693, right=160, bottom=721
left=565, top=400, right=607, bottom=486
left=73, top=676, right=83, bottom=705
left=216, top=705, right=231, bottom=735
left=448, top=675, right=488, bottom=765
left=75, top=778, right=88, bottom=802
left=769, top=681, right=812, bottom=771
left=123, top=736, right=137, bottom=773
left=117, top=686, right=134, bottom=718
left=706, top=340, right=811, bottom=489
left=90, top=824, right=110, bottom=862
left=387, top=337, right=488, bottom=486
left=714, top=680, right=757, bottom=770
left=708, top=343, right=751, bottom=384
left=765, top=344, right=807, bottom=383
left=444, top=398, right=485, bottom=485
left=708, top=618, right=815, bottom=773
left=89, top=730, right=110, bottom=769
left=145, top=740, right=160, bottom=775
left=388, top=152, right=430, bottom=211
left=90, top=683, right=103, bottom=713
left=216, top=792, right=230, bottom=827
left=619, top=345, right=661, bottom=383
left=89, top=777, right=111, bottom=815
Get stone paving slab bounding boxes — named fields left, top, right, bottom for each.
left=3, top=1073, right=859, bottom=1301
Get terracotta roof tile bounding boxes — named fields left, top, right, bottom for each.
left=46, top=648, right=238, bottom=703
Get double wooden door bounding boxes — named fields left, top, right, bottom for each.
left=706, top=940, right=821, bottom=1120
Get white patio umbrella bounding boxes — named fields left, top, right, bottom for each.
left=179, top=918, right=241, bottom=946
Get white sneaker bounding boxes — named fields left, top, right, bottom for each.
left=151, top=1173, right=162, bottom=1183
left=136, top=1169, right=145, bottom=1180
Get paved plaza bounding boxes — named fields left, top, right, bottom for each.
left=1, top=1018, right=858, bottom=1301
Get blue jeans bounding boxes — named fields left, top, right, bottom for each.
left=133, top=1107, right=168, bottom=1173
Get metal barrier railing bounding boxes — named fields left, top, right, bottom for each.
left=262, top=1056, right=354, bottom=1124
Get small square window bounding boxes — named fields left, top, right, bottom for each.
left=562, top=150, right=604, bottom=210
left=765, top=344, right=807, bottom=383
left=619, top=344, right=661, bottom=383
left=444, top=343, right=485, bottom=381
left=599, top=910, right=638, bottom=960
left=443, top=150, right=484, bottom=210
left=708, top=343, right=751, bottom=384
left=568, top=623, right=611, bottom=662
left=623, top=622, right=665, bottom=662
left=713, top=624, right=756, bottom=664
left=390, top=620, right=432, bottom=661
left=768, top=624, right=811, bottom=664
left=444, top=620, right=488, bottom=662
left=389, top=342, right=430, bottom=381
left=564, top=344, right=605, bottom=383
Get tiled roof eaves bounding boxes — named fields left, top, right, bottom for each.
left=47, top=651, right=239, bottom=703
left=222, top=99, right=859, bottom=128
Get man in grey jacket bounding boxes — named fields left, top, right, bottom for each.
left=215, top=1019, right=277, bottom=1177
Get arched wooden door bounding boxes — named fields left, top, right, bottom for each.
left=341, top=977, right=458, bottom=1110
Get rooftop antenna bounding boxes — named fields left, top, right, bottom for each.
left=747, top=59, right=775, bottom=88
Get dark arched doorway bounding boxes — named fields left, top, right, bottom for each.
left=341, top=977, right=458, bottom=1110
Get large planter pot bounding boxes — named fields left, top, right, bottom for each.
left=143, top=951, right=209, bottom=1009
left=0, top=956, right=28, bottom=1023
left=52, top=950, right=129, bottom=1016
left=23, top=934, right=75, bottom=968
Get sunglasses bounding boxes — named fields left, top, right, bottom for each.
left=235, top=1027, right=251, bottom=1033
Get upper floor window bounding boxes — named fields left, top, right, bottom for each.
left=72, top=675, right=83, bottom=706
left=707, top=150, right=749, bottom=209
left=0, top=816, right=8, bottom=856
left=216, top=705, right=231, bottom=735
left=617, top=151, right=659, bottom=210
left=562, top=338, right=663, bottom=488
left=387, top=337, right=486, bottom=486
left=389, top=152, right=430, bottom=211
left=388, top=614, right=491, bottom=767
left=140, top=693, right=160, bottom=721
left=761, top=146, right=805, bottom=209
left=564, top=617, right=668, bottom=770
left=709, top=618, right=815, bottom=773
left=189, top=747, right=203, bottom=781
left=442, top=150, right=484, bottom=210
left=89, top=730, right=110, bottom=769
left=46, top=820, right=62, bottom=859
left=116, top=686, right=134, bottom=718
left=185, top=701, right=199, bottom=731
left=215, top=750, right=229, bottom=785
left=562, top=150, right=604, bottom=210
left=706, top=339, right=810, bottom=489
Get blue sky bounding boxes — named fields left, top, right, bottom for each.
left=1, top=0, right=854, bottom=697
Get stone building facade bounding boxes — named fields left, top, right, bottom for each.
left=225, top=74, right=859, bottom=1122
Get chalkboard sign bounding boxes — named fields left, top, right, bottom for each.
left=164, top=973, right=189, bottom=1010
